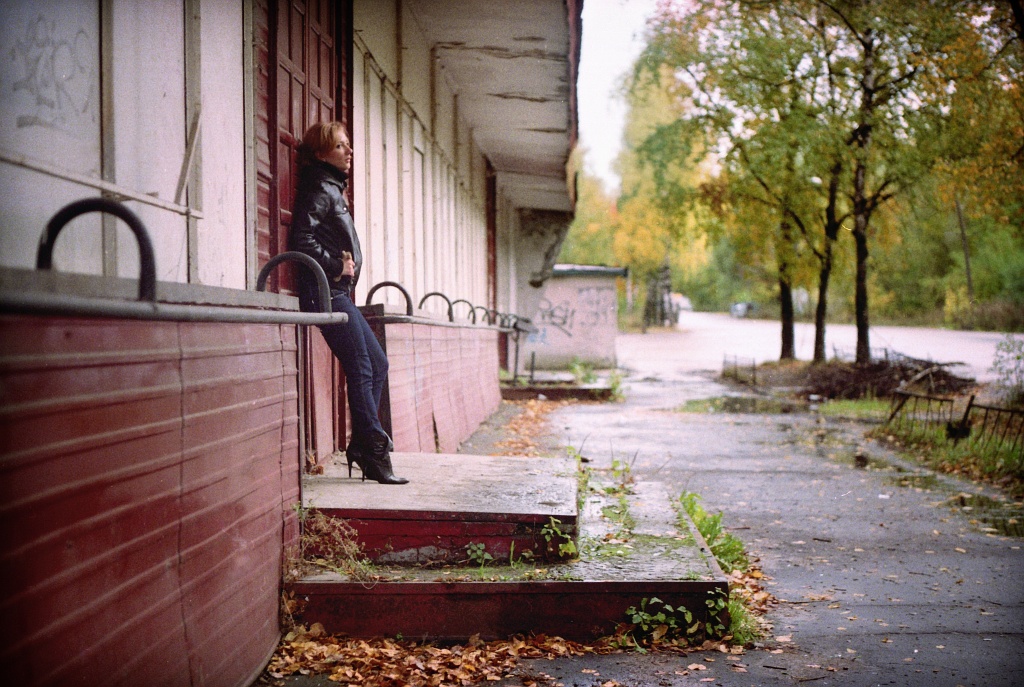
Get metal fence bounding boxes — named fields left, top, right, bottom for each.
left=722, top=355, right=758, bottom=386
left=887, top=389, right=1024, bottom=457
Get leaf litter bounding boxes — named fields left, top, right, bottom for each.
left=264, top=394, right=778, bottom=684
left=262, top=630, right=609, bottom=685
left=494, top=400, right=570, bottom=457
left=260, top=624, right=761, bottom=686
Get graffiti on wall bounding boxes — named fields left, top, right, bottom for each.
left=5, top=14, right=97, bottom=130
left=528, top=285, right=617, bottom=345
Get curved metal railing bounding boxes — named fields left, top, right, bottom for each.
left=418, top=291, right=454, bottom=322
left=450, top=298, right=476, bottom=324
left=256, top=251, right=332, bottom=314
left=38, top=198, right=157, bottom=301
left=3, top=198, right=347, bottom=324
left=365, top=280, right=414, bottom=316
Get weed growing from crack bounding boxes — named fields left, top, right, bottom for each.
left=569, top=358, right=598, bottom=385
left=465, top=542, right=494, bottom=568
left=725, top=591, right=762, bottom=645
left=676, top=492, right=748, bottom=573
left=540, top=516, right=578, bottom=560
left=619, top=590, right=732, bottom=651
left=608, top=370, right=624, bottom=402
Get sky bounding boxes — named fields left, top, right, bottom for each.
left=577, top=0, right=660, bottom=193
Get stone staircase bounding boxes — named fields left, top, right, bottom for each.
left=287, top=453, right=729, bottom=641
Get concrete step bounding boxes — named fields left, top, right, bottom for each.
left=302, top=453, right=579, bottom=563
left=289, top=458, right=729, bottom=641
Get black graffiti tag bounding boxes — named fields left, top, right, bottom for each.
left=536, top=298, right=575, bottom=337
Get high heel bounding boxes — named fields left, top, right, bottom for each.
left=345, top=441, right=367, bottom=478
left=362, top=432, right=408, bottom=485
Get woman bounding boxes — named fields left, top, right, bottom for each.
left=289, top=121, right=408, bottom=485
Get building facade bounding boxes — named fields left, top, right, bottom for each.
left=0, top=1, right=581, bottom=684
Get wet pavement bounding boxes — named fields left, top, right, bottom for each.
left=261, top=322, right=1021, bottom=686
left=499, top=328, right=1024, bottom=686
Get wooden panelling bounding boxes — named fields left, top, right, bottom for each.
left=366, top=316, right=501, bottom=455
left=0, top=315, right=301, bottom=687
left=430, top=325, right=459, bottom=453
left=412, top=323, right=436, bottom=451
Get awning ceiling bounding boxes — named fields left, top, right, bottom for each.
left=405, top=0, right=581, bottom=212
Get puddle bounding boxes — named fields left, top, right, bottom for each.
left=821, top=442, right=896, bottom=470
left=884, top=473, right=943, bottom=490
left=679, top=396, right=805, bottom=414
left=881, top=470, right=1024, bottom=538
left=946, top=493, right=1024, bottom=538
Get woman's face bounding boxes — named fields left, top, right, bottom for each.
left=319, top=131, right=352, bottom=173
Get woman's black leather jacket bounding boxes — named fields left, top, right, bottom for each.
left=289, top=160, right=363, bottom=309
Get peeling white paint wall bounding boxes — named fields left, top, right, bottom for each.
left=0, top=0, right=245, bottom=290
left=352, top=1, right=493, bottom=315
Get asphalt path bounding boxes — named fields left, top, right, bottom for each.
left=512, top=321, right=1023, bottom=687
left=263, top=318, right=1020, bottom=687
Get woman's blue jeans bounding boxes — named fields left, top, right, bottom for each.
left=317, top=292, right=388, bottom=444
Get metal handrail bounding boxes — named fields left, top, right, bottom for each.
left=3, top=200, right=348, bottom=325
left=418, top=291, right=454, bottom=322
left=365, top=280, right=414, bottom=316
left=451, top=298, right=476, bottom=323
left=256, top=251, right=332, bottom=314
left=474, top=306, right=495, bottom=325
left=38, top=198, right=156, bottom=301
left=0, top=291, right=348, bottom=324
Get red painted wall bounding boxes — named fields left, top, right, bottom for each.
left=369, top=317, right=502, bottom=454
left=0, top=315, right=300, bottom=687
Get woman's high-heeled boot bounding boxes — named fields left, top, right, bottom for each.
left=362, top=432, right=409, bottom=485
left=345, top=436, right=368, bottom=478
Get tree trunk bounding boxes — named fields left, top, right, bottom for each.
left=955, top=197, right=974, bottom=301
left=780, top=276, right=795, bottom=360
left=778, top=220, right=795, bottom=360
left=813, top=238, right=833, bottom=363
left=852, top=29, right=876, bottom=366
left=853, top=216, right=871, bottom=364
left=814, top=162, right=843, bottom=363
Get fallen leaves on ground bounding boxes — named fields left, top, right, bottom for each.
left=263, top=629, right=611, bottom=686
left=727, top=562, right=776, bottom=617
left=494, top=400, right=568, bottom=456
left=262, top=625, right=756, bottom=686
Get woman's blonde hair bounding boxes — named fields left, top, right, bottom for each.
left=297, top=121, right=347, bottom=167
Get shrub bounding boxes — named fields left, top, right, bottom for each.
left=991, top=334, right=1024, bottom=407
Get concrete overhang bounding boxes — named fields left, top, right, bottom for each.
left=406, top=0, right=582, bottom=213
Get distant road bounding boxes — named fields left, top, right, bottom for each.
left=617, top=311, right=1009, bottom=382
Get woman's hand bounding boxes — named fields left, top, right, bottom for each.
left=341, top=251, right=355, bottom=277
left=334, top=251, right=356, bottom=281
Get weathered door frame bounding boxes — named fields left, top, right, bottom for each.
left=253, top=0, right=353, bottom=462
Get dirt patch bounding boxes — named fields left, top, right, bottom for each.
left=458, top=399, right=569, bottom=458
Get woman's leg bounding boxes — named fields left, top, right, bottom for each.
left=317, top=293, right=389, bottom=442
left=317, top=292, right=405, bottom=484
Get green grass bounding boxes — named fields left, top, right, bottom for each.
left=726, top=594, right=762, bottom=645
left=816, top=397, right=890, bottom=421
left=873, top=423, right=1024, bottom=497
left=676, top=492, right=748, bottom=574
